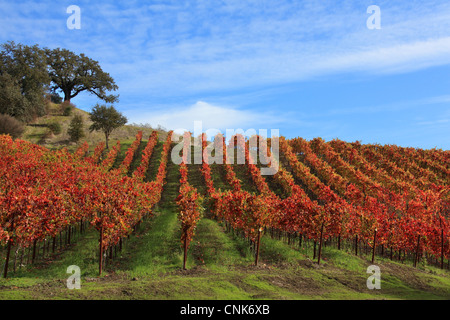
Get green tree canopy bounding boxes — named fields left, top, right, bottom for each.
left=89, top=104, right=127, bottom=149
left=0, top=41, right=50, bottom=122
left=46, top=47, right=119, bottom=103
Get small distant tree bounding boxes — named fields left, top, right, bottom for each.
left=0, top=113, right=24, bottom=139
left=89, top=104, right=127, bottom=149
left=68, top=114, right=85, bottom=143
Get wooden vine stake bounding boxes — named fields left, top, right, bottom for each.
left=371, top=228, right=377, bottom=264
left=32, top=241, right=37, bottom=264
left=317, top=222, right=325, bottom=265
left=3, top=215, right=14, bottom=278
left=99, top=226, right=104, bottom=276
left=441, top=229, right=444, bottom=270
left=183, top=233, right=188, bottom=270
left=414, top=235, right=420, bottom=268
left=3, top=238, right=12, bottom=278
left=255, top=228, right=262, bottom=266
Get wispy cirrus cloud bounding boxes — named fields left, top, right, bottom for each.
left=323, top=94, right=450, bottom=117
left=3, top=0, right=450, bottom=97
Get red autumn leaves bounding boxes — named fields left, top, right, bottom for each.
left=0, top=131, right=175, bottom=276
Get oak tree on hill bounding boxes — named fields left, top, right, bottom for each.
left=46, top=48, right=119, bottom=103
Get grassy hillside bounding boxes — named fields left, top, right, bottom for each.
left=0, top=205, right=448, bottom=300
left=21, top=102, right=172, bottom=153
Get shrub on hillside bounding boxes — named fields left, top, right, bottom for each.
left=48, top=121, right=62, bottom=135
left=0, top=113, right=24, bottom=139
left=60, top=101, right=75, bottom=116
left=63, top=105, right=73, bottom=116
left=68, top=114, right=85, bottom=143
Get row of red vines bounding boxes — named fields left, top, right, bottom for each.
left=101, top=140, right=121, bottom=171
left=85, top=141, right=106, bottom=165
left=287, top=137, right=449, bottom=265
left=0, top=135, right=152, bottom=276
left=176, top=132, right=203, bottom=270
left=0, top=130, right=174, bottom=277
left=117, top=131, right=143, bottom=175
left=133, top=131, right=159, bottom=181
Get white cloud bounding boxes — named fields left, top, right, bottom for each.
left=327, top=37, right=450, bottom=75
left=127, top=101, right=286, bottom=132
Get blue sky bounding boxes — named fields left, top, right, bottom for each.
left=1, top=0, right=449, bottom=149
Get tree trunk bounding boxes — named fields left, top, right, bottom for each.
left=63, top=89, right=71, bottom=102
left=32, top=239, right=37, bottom=264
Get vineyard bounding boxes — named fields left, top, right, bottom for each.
left=0, top=131, right=449, bottom=300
